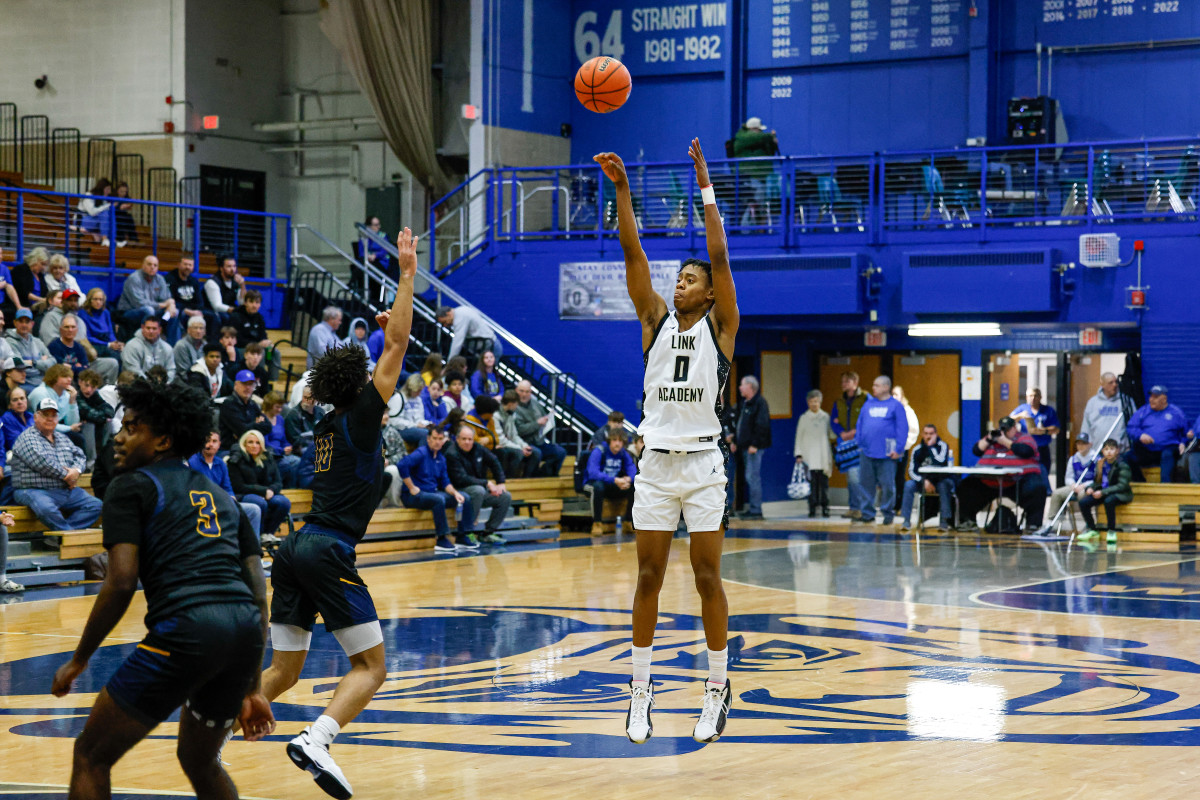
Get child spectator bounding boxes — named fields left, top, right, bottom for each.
left=420, top=377, right=450, bottom=429
left=231, top=289, right=271, bottom=349
left=470, top=350, right=504, bottom=401
left=218, top=325, right=241, bottom=373
left=238, top=342, right=270, bottom=398
left=463, top=395, right=498, bottom=450
left=585, top=428, right=637, bottom=535
left=342, top=316, right=375, bottom=370
left=496, top=389, right=540, bottom=478
left=590, top=410, right=627, bottom=449
left=441, top=370, right=473, bottom=414
left=190, top=343, right=229, bottom=399
left=76, top=369, right=115, bottom=463
left=420, top=353, right=443, bottom=386
left=392, top=373, right=435, bottom=447
left=1078, top=438, right=1133, bottom=544
left=1048, top=432, right=1097, bottom=524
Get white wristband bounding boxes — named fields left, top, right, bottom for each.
left=700, top=184, right=716, bottom=205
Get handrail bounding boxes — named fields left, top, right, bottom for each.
left=0, top=183, right=290, bottom=219
left=351, top=223, right=619, bottom=424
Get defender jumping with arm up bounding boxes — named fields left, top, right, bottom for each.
left=593, top=138, right=740, bottom=745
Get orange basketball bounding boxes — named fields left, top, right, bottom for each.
left=574, top=56, right=632, bottom=113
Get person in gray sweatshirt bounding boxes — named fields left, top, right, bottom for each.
left=5, top=309, right=56, bottom=391
left=1081, top=372, right=1130, bottom=452
left=122, top=317, right=176, bottom=382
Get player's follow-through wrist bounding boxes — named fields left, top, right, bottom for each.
left=700, top=184, right=716, bottom=205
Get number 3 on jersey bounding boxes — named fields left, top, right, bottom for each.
left=674, top=355, right=690, bottom=383
left=189, top=491, right=222, bottom=538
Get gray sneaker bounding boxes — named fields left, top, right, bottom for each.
left=0, top=578, right=24, bottom=593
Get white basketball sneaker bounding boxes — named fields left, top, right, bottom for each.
left=625, top=679, right=655, bottom=743
left=692, top=680, right=732, bottom=743
left=287, top=727, right=353, bottom=799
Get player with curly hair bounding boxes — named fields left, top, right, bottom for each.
left=255, top=228, right=418, bottom=799
left=51, top=378, right=275, bottom=799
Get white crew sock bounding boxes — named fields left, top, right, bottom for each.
left=706, top=647, right=728, bottom=688
left=631, top=645, right=653, bottom=685
left=310, top=714, right=341, bottom=748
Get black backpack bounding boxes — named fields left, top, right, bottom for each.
left=574, top=448, right=595, bottom=494
left=984, top=505, right=1020, bottom=535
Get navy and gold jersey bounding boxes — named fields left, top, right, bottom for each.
left=304, top=385, right=387, bottom=541
left=103, top=460, right=259, bottom=628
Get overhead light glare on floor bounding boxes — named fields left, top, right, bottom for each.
left=907, top=323, right=1003, bottom=337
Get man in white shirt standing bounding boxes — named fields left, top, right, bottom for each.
left=204, top=256, right=245, bottom=327
left=435, top=305, right=501, bottom=360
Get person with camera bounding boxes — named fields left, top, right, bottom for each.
left=955, top=416, right=1048, bottom=533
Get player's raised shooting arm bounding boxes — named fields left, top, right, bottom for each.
left=690, top=138, right=738, bottom=351
left=372, top=227, right=418, bottom=401
left=593, top=152, right=667, bottom=330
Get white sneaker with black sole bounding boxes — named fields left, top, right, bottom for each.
left=287, top=727, right=353, bottom=799
left=692, top=680, right=732, bottom=743
left=625, top=679, right=654, bottom=743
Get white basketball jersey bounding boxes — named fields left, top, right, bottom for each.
left=638, top=312, right=729, bottom=451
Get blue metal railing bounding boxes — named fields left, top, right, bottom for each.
left=429, top=135, right=1200, bottom=275
left=0, top=184, right=290, bottom=282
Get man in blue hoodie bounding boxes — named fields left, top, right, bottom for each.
left=586, top=428, right=638, bottom=534
left=1127, top=385, right=1188, bottom=482
left=855, top=375, right=908, bottom=525
left=396, top=426, right=473, bottom=554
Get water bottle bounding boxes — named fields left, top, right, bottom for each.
left=615, top=515, right=623, bottom=535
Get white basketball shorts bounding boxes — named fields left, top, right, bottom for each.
left=633, top=448, right=728, bottom=533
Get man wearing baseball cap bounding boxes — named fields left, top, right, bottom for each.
left=5, top=308, right=56, bottom=391
left=1127, top=386, right=1188, bottom=483
left=731, top=116, right=779, bottom=226
left=9, top=395, right=102, bottom=531
left=954, top=416, right=1049, bottom=533
left=218, top=368, right=271, bottom=448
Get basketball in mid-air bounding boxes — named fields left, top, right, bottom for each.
left=574, top=56, right=632, bottom=113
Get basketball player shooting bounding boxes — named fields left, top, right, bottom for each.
left=593, top=138, right=739, bottom=745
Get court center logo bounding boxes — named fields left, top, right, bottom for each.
left=5, top=606, right=1200, bottom=756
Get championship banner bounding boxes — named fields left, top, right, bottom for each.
left=559, top=260, right=680, bottom=319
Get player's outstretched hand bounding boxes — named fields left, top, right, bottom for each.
left=593, top=152, right=629, bottom=187
left=51, top=658, right=86, bottom=697
left=238, top=692, right=276, bottom=741
left=395, top=227, right=419, bottom=281
left=689, top=138, right=710, bottom=188
left=375, top=310, right=391, bottom=331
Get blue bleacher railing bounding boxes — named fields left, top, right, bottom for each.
left=428, top=136, right=1200, bottom=276
left=0, top=184, right=290, bottom=284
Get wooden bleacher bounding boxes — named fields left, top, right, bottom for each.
left=1114, top=481, right=1200, bottom=543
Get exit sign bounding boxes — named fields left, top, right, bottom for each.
left=202, top=115, right=220, bottom=130
left=864, top=329, right=887, bottom=347
left=1079, top=328, right=1102, bottom=347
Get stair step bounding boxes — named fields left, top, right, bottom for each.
left=7, top=569, right=86, bottom=587
left=7, top=541, right=31, bottom=558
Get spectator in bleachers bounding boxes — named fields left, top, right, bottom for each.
left=1048, top=432, right=1097, bottom=524
left=10, top=249, right=47, bottom=312
left=2, top=388, right=31, bottom=456
left=43, top=254, right=82, bottom=296
left=898, top=424, right=955, bottom=532
left=227, top=429, right=289, bottom=545
left=0, top=246, right=22, bottom=319
left=470, top=350, right=504, bottom=402
left=955, top=416, right=1048, bottom=532
left=218, top=325, right=241, bottom=373
left=39, top=289, right=77, bottom=344
left=585, top=428, right=636, bottom=535
left=362, top=216, right=392, bottom=275
left=48, top=314, right=104, bottom=382
left=445, top=425, right=510, bottom=545
left=306, top=306, right=343, bottom=368
left=367, top=325, right=385, bottom=365
left=237, top=342, right=270, bottom=398
left=6, top=309, right=56, bottom=391
left=732, top=116, right=779, bottom=222
left=1011, top=387, right=1060, bottom=472
left=204, top=255, right=245, bottom=326
left=11, top=396, right=102, bottom=532
left=462, top=396, right=497, bottom=450
left=420, top=377, right=450, bottom=430
left=76, top=369, right=115, bottom=460
left=393, top=426, right=472, bottom=553
left=733, top=375, right=772, bottom=520
left=436, top=304, right=501, bottom=360
left=444, top=356, right=475, bottom=408
left=219, top=369, right=270, bottom=448
left=590, top=410, right=627, bottom=450
left=231, top=289, right=271, bottom=350
left=76, top=179, right=113, bottom=245
left=0, top=508, right=19, bottom=592
left=173, top=316, right=207, bottom=376
left=166, top=256, right=217, bottom=341
left=1081, top=372, right=1132, bottom=455
left=112, top=181, right=139, bottom=246
left=186, top=430, right=263, bottom=537
left=1127, top=385, right=1188, bottom=483
left=1077, top=438, right=1134, bottom=543
left=442, top=407, right=466, bottom=438
left=343, top=317, right=375, bottom=370
left=392, top=373, right=435, bottom=447
left=190, top=343, right=229, bottom=399
left=514, top=380, right=566, bottom=477
left=80, top=288, right=124, bottom=361
left=122, top=317, right=175, bottom=382
left=31, top=290, right=62, bottom=334
left=441, top=370, right=473, bottom=414
left=0, top=358, right=28, bottom=409
left=284, top=384, right=325, bottom=455
left=28, top=364, right=84, bottom=450
left=420, top=353, right=443, bottom=386
left=262, top=392, right=299, bottom=489
left=118, top=255, right=180, bottom=342
left=0, top=311, right=15, bottom=369
left=793, top=389, right=832, bottom=518
left=831, top=371, right=869, bottom=520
